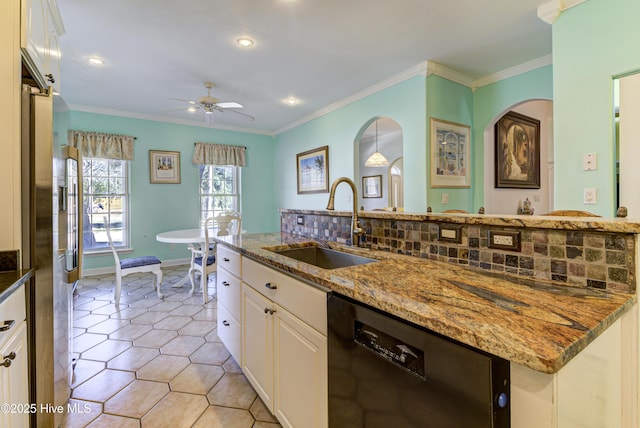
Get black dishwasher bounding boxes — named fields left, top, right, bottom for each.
left=328, top=293, right=510, bottom=428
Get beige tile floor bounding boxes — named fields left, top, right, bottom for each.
left=63, top=265, right=282, bottom=428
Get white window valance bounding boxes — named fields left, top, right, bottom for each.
left=67, top=130, right=135, bottom=160
left=192, top=142, right=246, bottom=166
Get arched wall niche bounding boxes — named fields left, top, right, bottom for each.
left=483, top=99, right=554, bottom=215
left=354, top=117, right=403, bottom=211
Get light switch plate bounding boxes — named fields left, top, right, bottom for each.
left=442, top=193, right=449, bottom=204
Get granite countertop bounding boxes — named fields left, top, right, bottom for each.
left=213, top=232, right=636, bottom=374
left=280, top=208, right=640, bottom=233
left=0, top=269, right=33, bottom=304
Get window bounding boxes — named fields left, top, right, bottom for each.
left=82, top=158, right=129, bottom=251
left=199, top=165, right=240, bottom=224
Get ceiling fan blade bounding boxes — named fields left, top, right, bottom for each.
left=225, top=109, right=255, bottom=121
left=216, top=102, right=243, bottom=109
left=167, top=107, right=193, bottom=112
left=169, top=97, right=197, bottom=104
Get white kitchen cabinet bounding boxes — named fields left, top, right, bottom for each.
left=21, top=0, right=64, bottom=91
left=241, top=256, right=328, bottom=428
left=242, top=284, right=275, bottom=409
left=0, top=286, right=29, bottom=428
left=274, top=302, right=327, bottom=428
left=216, top=246, right=242, bottom=363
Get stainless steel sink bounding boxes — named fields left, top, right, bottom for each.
left=272, top=246, right=377, bottom=269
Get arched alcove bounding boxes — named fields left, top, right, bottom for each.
left=355, top=117, right=403, bottom=211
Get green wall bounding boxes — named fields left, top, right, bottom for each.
left=426, top=75, right=474, bottom=212
left=70, top=111, right=276, bottom=270
left=553, top=0, right=640, bottom=215
left=473, top=65, right=553, bottom=210
left=274, top=76, right=427, bottom=213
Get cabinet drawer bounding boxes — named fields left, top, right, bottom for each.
left=217, top=267, right=241, bottom=318
left=217, top=245, right=241, bottom=277
left=243, top=258, right=327, bottom=335
left=217, top=304, right=241, bottom=363
left=0, top=286, right=26, bottom=350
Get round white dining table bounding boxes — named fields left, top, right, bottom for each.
left=156, top=227, right=244, bottom=287
left=156, top=228, right=215, bottom=287
left=156, top=228, right=210, bottom=244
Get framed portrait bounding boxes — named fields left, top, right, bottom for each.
left=495, top=111, right=540, bottom=189
left=297, top=145, right=329, bottom=194
left=149, top=150, right=181, bottom=184
left=430, top=118, right=471, bottom=188
left=362, top=175, right=382, bottom=198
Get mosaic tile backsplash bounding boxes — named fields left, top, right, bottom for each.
left=281, top=211, right=636, bottom=294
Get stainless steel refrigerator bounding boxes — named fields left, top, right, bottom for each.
left=21, top=81, right=81, bottom=428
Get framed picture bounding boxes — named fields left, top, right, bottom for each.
left=362, top=175, right=382, bottom=198
left=430, top=118, right=471, bottom=188
left=297, top=145, right=329, bottom=194
left=149, top=150, right=181, bottom=184
left=495, top=111, right=540, bottom=189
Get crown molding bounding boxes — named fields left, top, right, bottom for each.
left=275, top=62, right=429, bottom=135
left=474, top=55, right=552, bottom=89
left=426, top=62, right=475, bottom=88
left=537, top=0, right=588, bottom=24
left=67, top=104, right=274, bottom=136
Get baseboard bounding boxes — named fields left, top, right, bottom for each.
left=82, top=258, right=190, bottom=277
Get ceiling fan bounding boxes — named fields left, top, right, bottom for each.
left=172, top=82, right=255, bottom=123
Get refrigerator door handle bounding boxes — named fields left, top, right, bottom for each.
left=62, top=145, right=83, bottom=283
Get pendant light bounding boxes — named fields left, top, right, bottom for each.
left=365, top=120, right=389, bottom=167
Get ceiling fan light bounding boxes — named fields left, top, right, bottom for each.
left=365, top=151, right=389, bottom=167
left=187, top=107, right=197, bottom=113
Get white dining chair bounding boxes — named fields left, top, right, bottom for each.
left=188, top=216, right=217, bottom=304
left=104, top=217, right=163, bottom=305
left=215, top=210, right=242, bottom=236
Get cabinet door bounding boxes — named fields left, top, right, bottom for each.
left=45, top=8, right=60, bottom=91
left=274, top=306, right=328, bottom=428
left=242, top=284, right=274, bottom=410
left=21, top=0, right=49, bottom=81
left=0, top=322, right=29, bottom=428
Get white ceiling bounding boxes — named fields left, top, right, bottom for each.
left=56, top=0, right=552, bottom=135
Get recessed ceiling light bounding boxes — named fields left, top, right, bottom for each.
left=87, top=57, right=104, bottom=65
left=285, top=97, right=298, bottom=105
left=237, top=38, right=254, bottom=48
